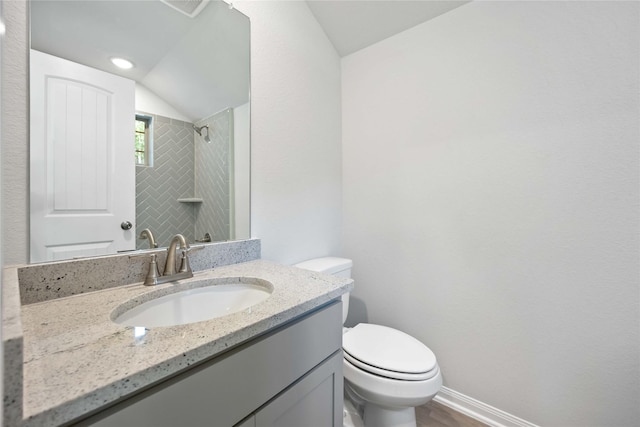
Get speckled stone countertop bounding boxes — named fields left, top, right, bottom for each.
left=17, top=260, right=352, bottom=426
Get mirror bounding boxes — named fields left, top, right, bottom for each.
left=29, top=0, right=250, bottom=263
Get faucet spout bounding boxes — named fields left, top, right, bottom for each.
left=130, top=239, right=205, bottom=286
left=164, top=234, right=189, bottom=276
left=138, top=228, right=158, bottom=248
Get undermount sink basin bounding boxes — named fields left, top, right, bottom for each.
left=113, top=277, right=273, bottom=327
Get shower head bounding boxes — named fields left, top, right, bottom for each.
left=193, top=124, right=211, bottom=143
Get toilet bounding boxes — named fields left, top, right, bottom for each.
left=294, top=257, right=442, bottom=427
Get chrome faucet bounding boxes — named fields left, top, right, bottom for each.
left=129, top=234, right=204, bottom=286
left=164, top=234, right=189, bottom=276
left=138, top=228, right=158, bottom=248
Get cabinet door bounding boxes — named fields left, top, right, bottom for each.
left=255, top=351, right=343, bottom=427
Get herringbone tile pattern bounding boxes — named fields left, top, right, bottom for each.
left=136, top=115, right=196, bottom=249
left=134, top=110, right=233, bottom=249
left=194, top=109, right=232, bottom=242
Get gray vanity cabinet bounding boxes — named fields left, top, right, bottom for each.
left=76, top=301, right=343, bottom=427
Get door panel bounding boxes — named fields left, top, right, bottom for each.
left=30, top=50, right=135, bottom=262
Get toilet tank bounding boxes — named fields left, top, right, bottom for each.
left=294, top=257, right=353, bottom=324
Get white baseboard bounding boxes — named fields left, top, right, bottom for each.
left=434, top=386, right=539, bottom=427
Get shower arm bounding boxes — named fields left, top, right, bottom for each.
left=193, top=124, right=211, bottom=143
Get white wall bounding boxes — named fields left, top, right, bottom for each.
left=342, top=2, right=639, bottom=426
left=1, top=2, right=4, bottom=421
left=235, top=0, right=342, bottom=265
left=1, top=0, right=28, bottom=266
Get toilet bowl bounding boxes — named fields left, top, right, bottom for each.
left=343, top=323, right=442, bottom=427
left=295, top=257, right=442, bottom=427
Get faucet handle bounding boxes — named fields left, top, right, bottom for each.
left=129, top=252, right=160, bottom=286
left=195, top=233, right=212, bottom=243
left=178, top=245, right=205, bottom=273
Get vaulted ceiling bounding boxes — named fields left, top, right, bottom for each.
left=307, top=0, right=470, bottom=56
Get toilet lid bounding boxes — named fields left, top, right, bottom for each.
left=343, top=324, right=437, bottom=379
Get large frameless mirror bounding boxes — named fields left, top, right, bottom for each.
left=29, top=0, right=250, bottom=263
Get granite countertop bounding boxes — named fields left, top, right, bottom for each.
left=17, top=260, right=352, bottom=426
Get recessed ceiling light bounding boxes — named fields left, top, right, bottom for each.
left=111, top=57, right=134, bottom=70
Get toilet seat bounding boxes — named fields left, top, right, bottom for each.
left=344, top=351, right=439, bottom=381
left=343, top=323, right=438, bottom=381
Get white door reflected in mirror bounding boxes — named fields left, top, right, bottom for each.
left=30, top=50, right=136, bottom=262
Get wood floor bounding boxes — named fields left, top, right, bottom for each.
left=416, top=401, right=488, bottom=427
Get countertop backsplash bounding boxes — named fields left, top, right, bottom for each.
left=15, top=239, right=261, bottom=305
